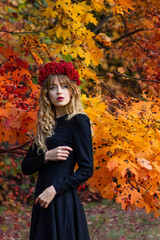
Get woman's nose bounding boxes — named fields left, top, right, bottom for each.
left=57, top=86, right=62, bottom=94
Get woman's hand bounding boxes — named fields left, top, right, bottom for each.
left=45, top=146, right=73, bottom=162
left=35, top=185, right=57, bottom=208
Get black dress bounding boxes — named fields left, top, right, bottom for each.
left=21, top=113, right=93, bottom=240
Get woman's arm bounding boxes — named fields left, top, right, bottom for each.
left=21, top=142, right=48, bottom=175
left=22, top=142, right=74, bottom=175
left=53, top=114, right=94, bottom=195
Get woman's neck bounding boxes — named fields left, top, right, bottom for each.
left=55, top=111, right=67, bottom=119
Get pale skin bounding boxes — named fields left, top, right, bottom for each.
left=35, top=77, right=72, bottom=209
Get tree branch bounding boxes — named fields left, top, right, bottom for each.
left=112, top=28, right=146, bottom=44
left=0, top=150, right=26, bottom=155
left=0, top=140, right=33, bottom=155
left=111, top=71, right=160, bottom=83
left=0, top=30, right=44, bottom=35
left=99, top=79, right=125, bottom=105
left=93, top=13, right=113, bottom=34
left=114, top=83, right=140, bottom=88
left=0, top=172, right=34, bottom=196
left=96, top=28, right=147, bottom=50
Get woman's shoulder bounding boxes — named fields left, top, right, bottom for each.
left=72, top=113, right=90, bottom=122
left=71, top=113, right=90, bottom=130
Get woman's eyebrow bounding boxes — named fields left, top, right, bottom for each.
left=50, top=83, right=65, bottom=86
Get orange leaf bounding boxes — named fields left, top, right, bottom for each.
left=31, top=51, right=43, bottom=65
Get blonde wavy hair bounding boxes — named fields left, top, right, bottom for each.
left=33, top=74, right=85, bottom=153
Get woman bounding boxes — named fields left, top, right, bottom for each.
left=21, top=60, right=93, bottom=240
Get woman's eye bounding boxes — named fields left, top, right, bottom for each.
left=50, top=86, right=56, bottom=90
left=50, top=85, right=68, bottom=89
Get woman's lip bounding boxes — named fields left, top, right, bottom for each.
left=57, top=97, right=64, bottom=100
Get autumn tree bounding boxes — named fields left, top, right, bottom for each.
left=1, top=0, right=160, bottom=217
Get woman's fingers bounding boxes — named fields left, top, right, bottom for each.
left=57, top=152, right=69, bottom=157
left=57, top=146, right=73, bottom=156
left=57, top=157, right=68, bottom=160
left=57, top=154, right=70, bottom=160
left=35, top=193, right=46, bottom=204
left=55, top=146, right=73, bottom=160
left=44, top=202, right=49, bottom=208
left=37, top=198, right=48, bottom=208
left=57, top=151, right=70, bottom=155
left=35, top=186, right=56, bottom=208
left=46, top=146, right=73, bottom=161
left=35, top=196, right=43, bottom=205
left=58, top=146, right=73, bottom=151
left=35, top=197, right=40, bottom=204
left=40, top=201, right=45, bottom=207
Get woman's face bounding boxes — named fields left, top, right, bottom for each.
left=48, top=76, right=71, bottom=111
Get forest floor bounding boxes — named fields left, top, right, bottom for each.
left=0, top=199, right=160, bottom=240
left=85, top=199, right=160, bottom=240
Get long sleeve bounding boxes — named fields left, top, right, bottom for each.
left=53, top=114, right=93, bottom=195
left=21, top=142, right=48, bottom=175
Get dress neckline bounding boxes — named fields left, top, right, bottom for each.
left=55, top=114, right=68, bottom=120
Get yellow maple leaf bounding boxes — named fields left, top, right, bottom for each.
left=62, top=45, right=70, bottom=55
left=41, top=7, right=57, bottom=19
left=61, top=29, right=71, bottom=40
left=79, top=67, right=98, bottom=82
left=83, top=52, right=91, bottom=66
left=51, top=43, right=62, bottom=54
left=84, top=51, right=100, bottom=66
left=81, top=13, right=97, bottom=25
left=56, top=0, right=71, bottom=10
left=71, top=46, right=85, bottom=58
left=78, top=1, right=93, bottom=12
left=56, top=26, right=63, bottom=38
left=91, top=0, right=107, bottom=11
left=47, top=28, right=55, bottom=37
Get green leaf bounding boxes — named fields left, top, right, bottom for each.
left=62, top=54, right=73, bottom=62
left=18, top=0, right=26, bottom=3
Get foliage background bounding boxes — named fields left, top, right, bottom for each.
left=1, top=0, right=160, bottom=236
